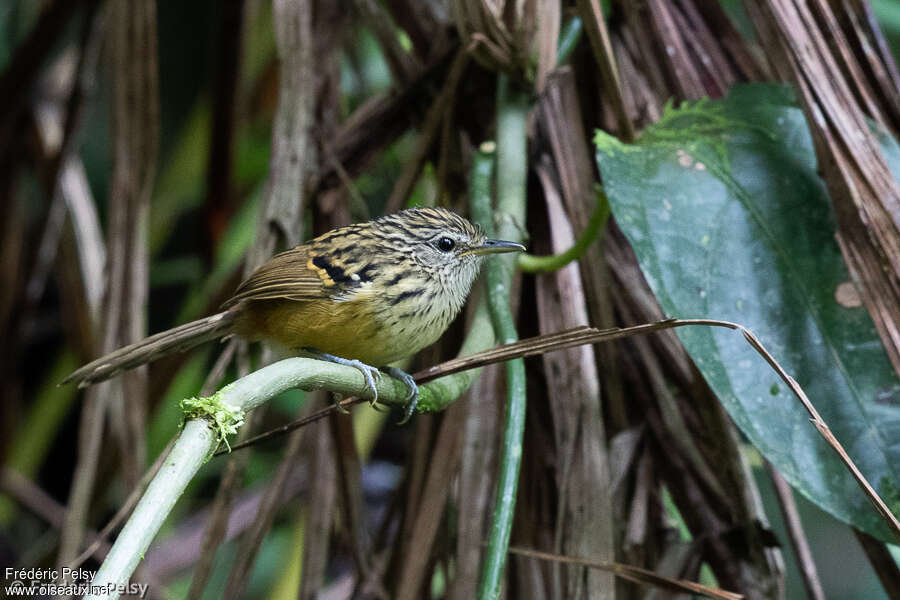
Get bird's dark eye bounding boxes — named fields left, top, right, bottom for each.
left=436, top=237, right=455, bottom=252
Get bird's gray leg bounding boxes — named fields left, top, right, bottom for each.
left=302, top=348, right=385, bottom=411
left=382, top=366, right=418, bottom=424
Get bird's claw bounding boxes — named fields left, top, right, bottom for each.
left=348, top=359, right=381, bottom=405
left=302, top=348, right=382, bottom=406
left=302, top=349, right=417, bottom=420
left=341, top=361, right=397, bottom=414
left=383, top=367, right=419, bottom=425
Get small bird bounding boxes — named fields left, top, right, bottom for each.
left=64, top=207, right=525, bottom=420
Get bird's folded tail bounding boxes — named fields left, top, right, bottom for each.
left=63, top=311, right=238, bottom=388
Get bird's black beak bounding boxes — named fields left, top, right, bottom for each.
left=465, top=239, right=526, bottom=257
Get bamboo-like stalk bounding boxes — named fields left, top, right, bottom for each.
left=476, top=73, right=530, bottom=600
left=86, top=357, right=454, bottom=599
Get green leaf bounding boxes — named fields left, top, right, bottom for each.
left=595, top=83, right=900, bottom=541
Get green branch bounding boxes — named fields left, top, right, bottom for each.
left=477, top=74, right=530, bottom=600
left=86, top=353, right=479, bottom=600
left=518, top=185, right=609, bottom=273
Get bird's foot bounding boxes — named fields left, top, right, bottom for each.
left=303, top=348, right=382, bottom=406
left=382, top=366, right=419, bottom=425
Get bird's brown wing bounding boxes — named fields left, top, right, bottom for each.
left=222, top=246, right=330, bottom=308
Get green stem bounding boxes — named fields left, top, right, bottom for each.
left=417, top=297, right=494, bottom=412
left=518, top=185, right=610, bottom=272
left=86, top=351, right=484, bottom=599
left=477, top=74, right=529, bottom=600
left=557, top=16, right=583, bottom=65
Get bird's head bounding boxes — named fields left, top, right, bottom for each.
left=374, top=207, right=524, bottom=286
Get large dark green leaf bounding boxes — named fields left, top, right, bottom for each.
left=595, top=83, right=900, bottom=541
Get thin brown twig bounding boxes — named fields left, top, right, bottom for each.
left=246, top=0, right=317, bottom=268
left=28, top=0, right=104, bottom=296
left=353, top=0, right=421, bottom=86
left=395, top=403, right=467, bottom=600
left=109, top=0, right=159, bottom=497
left=58, top=382, right=110, bottom=568
left=740, top=327, right=900, bottom=539
left=329, top=412, right=373, bottom=578
left=322, top=141, right=369, bottom=220
left=0, top=0, right=98, bottom=153
left=298, top=393, right=339, bottom=599
left=200, top=339, right=237, bottom=396
left=414, top=319, right=730, bottom=383
left=575, top=0, right=635, bottom=140
left=222, top=414, right=308, bottom=600
left=534, top=175, right=614, bottom=595
left=450, top=364, right=503, bottom=600
left=506, top=546, right=743, bottom=600
left=213, top=317, right=900, bottom=541
left=383, top=48, right=470, bottom=213
left=315, top=43, right=458, bottom=193
left=766, top=463, right=825, bottom=600
left=214, top=397, right=362, bottom=455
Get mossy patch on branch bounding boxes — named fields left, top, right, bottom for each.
left=181, top=389, right=245, bottom=452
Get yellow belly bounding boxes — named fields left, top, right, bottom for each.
left=234, top=298, right=430, bottom=366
